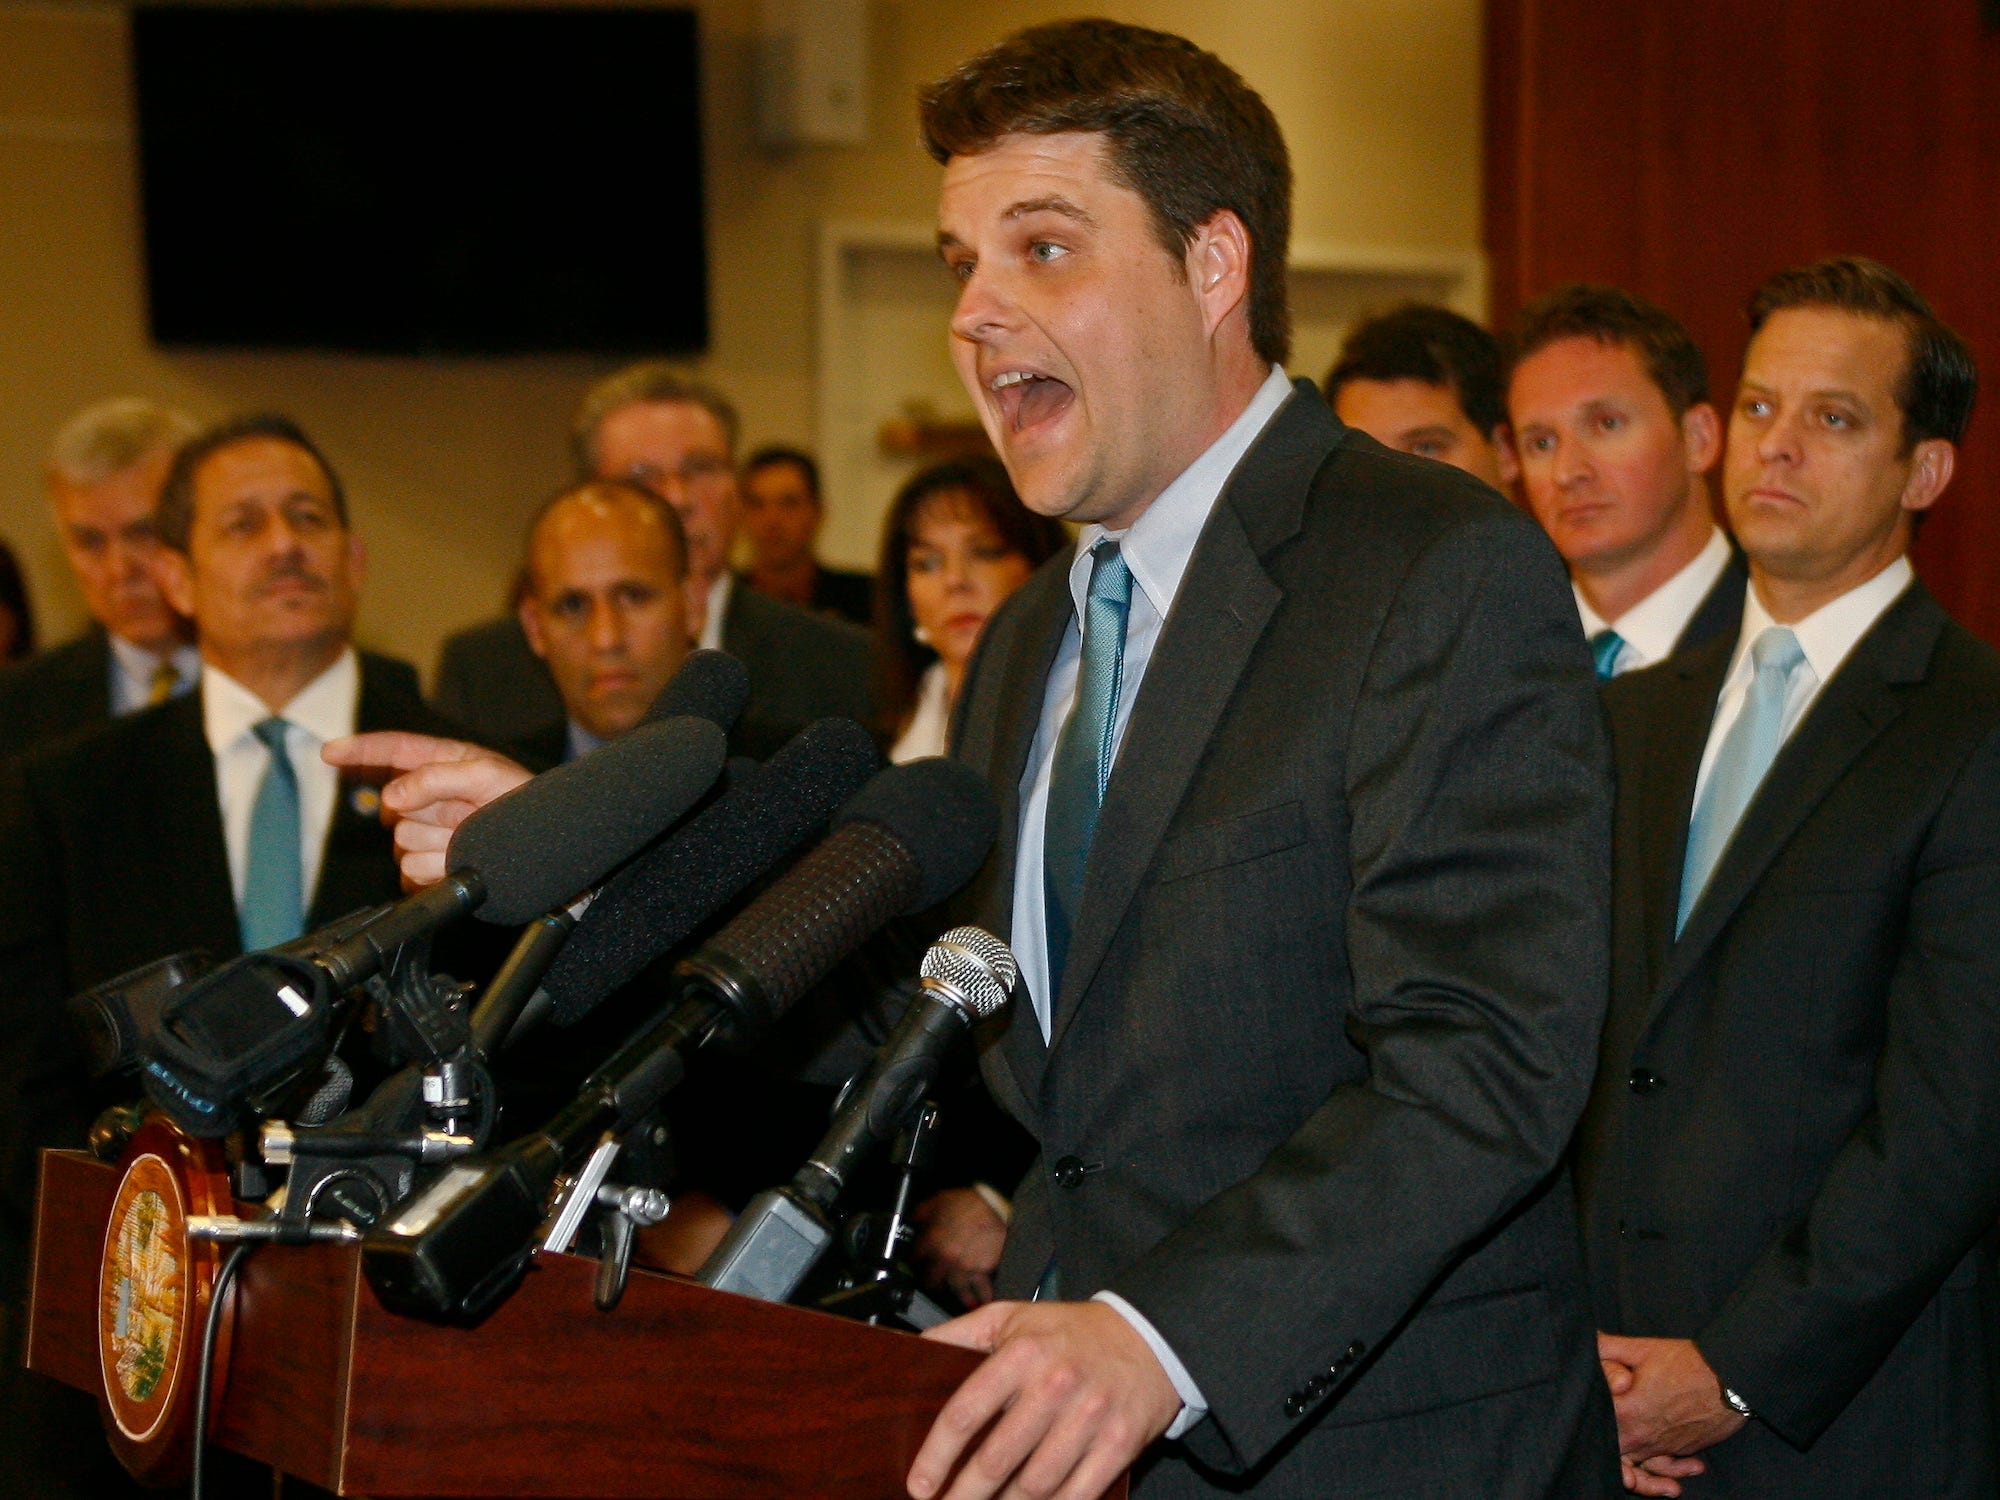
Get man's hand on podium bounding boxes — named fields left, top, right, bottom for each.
left=324, top=731, right=532, bottom=888
left=908, top=1299, right=1177, bottom=1500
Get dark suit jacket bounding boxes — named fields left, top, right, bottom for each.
left=431, top=614, right=564, bottom=747
left=0, top=628, right=113, bottom=764
left=721, top=581, right=876, bottom=758
left=950, top=384, right=1618, bottom=1496
left=1670, top=547, right=1748, bottom=657
left=1577, top=582, right=2000, bottom=1496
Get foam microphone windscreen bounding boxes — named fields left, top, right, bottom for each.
left=645, top=648, right=750, bottom=733
left=541, top=717, right=882, bottom=1025
left=447, top=716, right=726, bottom=925
left=683, top=757, right=998, bottom=1039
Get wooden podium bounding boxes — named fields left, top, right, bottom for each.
left=30, top=1149, right=1128, bottom=1498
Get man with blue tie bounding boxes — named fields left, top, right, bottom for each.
left=0, top=414, right=451, bottom=1496
left=1508, top=286, right=1746, bottom=681
left=1576, top=258, right=2000, bottom=1497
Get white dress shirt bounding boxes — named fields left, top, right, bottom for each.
left=202, top=648, right=360, bottom=914
left=1690, top=555, right=1913, bottom=807
left=698, top=570, right=733, bottom=651
left=1008, top=362, right=1295, bottom=1437
left=109, top=634, right=202, bottom=716
left=890, top=662, right=951, bottom=764
left=1575, top=526, right=1735, bottom=676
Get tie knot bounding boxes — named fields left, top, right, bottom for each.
left=1589, top=629, right=1625, bottom=679
left=1750, top=626, right=1804, bottom=678
left=1086, top=539, right=1132, bottom=607
left=253, top=717, right=291, bottom=754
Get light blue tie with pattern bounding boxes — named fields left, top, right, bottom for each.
left=1043, top=540, right=1133, bottom=992
left=240, top=716, right=305, bottom=951
left=1677, top=627, right=1806, bottom=935
left=1590, top=629, right=1626, bottom=680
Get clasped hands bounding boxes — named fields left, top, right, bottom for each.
left=1598, top=1333, right=1747, bottom=1497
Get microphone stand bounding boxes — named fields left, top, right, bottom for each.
left=815, top=1101, right=950, bottom=1331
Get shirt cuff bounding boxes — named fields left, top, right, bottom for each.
left=1093, top=1291, right=1208, bottom=1439
left=970, top=1182, right=1013, bottom=1224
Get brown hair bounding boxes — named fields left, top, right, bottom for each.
left=156, top=413, right=347, bottom=554
left=570, top=362, right=740, bottom=477
left=1509, top=284, right=1710, bottom=420
left=920, top=19, right=1292, bottom=366
left=1747, top=257, right=1977, bottom=449
left=872, top=456, right=1068, bottom=733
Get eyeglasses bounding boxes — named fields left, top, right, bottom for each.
left=621, top=455, right=733, bottom=494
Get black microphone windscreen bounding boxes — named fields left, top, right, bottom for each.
left=683, top=759, right=999, bottom=1039
left=447, top=716, right=726, bottom=925
left=541, top=717, right=881, bottom=1025
left=834, top=756, right=998, bottom=911
left=645, top=649, right=750, bottom=733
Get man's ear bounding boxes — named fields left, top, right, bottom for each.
left=518, top=596, right=548, bottom=659
left=1901, top=438, right=1955, bottom=516
left=1188, top=209, right=1252, bottom=340
left=1492, top=423, right=1522, bottom=488
left=1681, top=402, right=1723, bottom=475
left=155, top=547, right=195, bottom=619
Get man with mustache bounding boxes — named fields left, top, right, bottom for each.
left=0, top=414, right=452, bottom=1497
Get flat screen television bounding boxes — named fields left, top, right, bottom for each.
left=132, top=5, right=706, bottom=356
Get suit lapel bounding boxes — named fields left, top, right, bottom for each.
left=149, top=695, right=243, bottom=961
left=1043, top=388, right=1325, bottom=1055
left=962, top=565, right=1073, bottom=1109
left=1627, top=643, right=1731, bottom=993
left=1653, top=585, right=1942, bottom=1010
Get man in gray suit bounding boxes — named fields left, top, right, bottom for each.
left=570, top=364, right=873, bottom=756
left=333, top=25, right=1619, bottom=1495
left=901, top=22, right=1617, bottom=1498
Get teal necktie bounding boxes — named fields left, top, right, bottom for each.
left=1044, top=540, right=1133, bottom=991
left=240, top=716, right=305, bottom=951
left=1677, top=627, right=1806, bottom=935
left=1590, top=629, right=1626, bottom=680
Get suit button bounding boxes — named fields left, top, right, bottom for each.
left=1053, top=1155, right=1087, bottom=1189
left=1628, top=1068, right=1660, bottom=1094
left=1346, top=1340, right=1366, bottom=1361
left=1284, top=1394, right=1305, bottom=1418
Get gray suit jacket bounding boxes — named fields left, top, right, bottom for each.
left=949, top=383, right=1619, bottom=1496
left=1578, top=583, right=2000, bottom=1496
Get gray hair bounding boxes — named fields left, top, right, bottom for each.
left=569, top=362, right=739, bottom=477
left=46, top=397, right=199, bottom=487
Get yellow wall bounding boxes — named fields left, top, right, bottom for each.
left=0, top=0, right=1480, bottom=679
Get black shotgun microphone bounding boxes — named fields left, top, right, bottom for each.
left=360, top=758, right=998, bottom=1322
left=697, top=926, right=1016, bottom=1303
left=140, top=716, right=728, bottom=1136
left=539, top=717, right=882, bottom=1028
left=464, top=649, right=755, bottom=1054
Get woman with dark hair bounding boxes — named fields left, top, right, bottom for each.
left=873, top=456, right=1067, bottom=762
left=0, top=540, right=36, bottom=663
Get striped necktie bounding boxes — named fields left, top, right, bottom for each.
left=240, top=717, right=305, bottom=950
left=1043, top=540, right=1133, bottom=992
left=1677, top=627, right=1806, bottom=935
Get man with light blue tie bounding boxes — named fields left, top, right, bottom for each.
left=1575, top=258, right=2000, bottom=1499
left=0, top=413, right=454, bottom=1498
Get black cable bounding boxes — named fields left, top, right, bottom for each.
left=191, top=1241, right=253, bottom=1500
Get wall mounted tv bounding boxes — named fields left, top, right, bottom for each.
left=132, top=5, right=706, bottom=356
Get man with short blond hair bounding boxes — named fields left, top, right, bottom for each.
left=0, top=398, right=200, bottom=762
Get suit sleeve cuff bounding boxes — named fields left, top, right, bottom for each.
left=1093, top=1291, right=1208, bottom=1439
